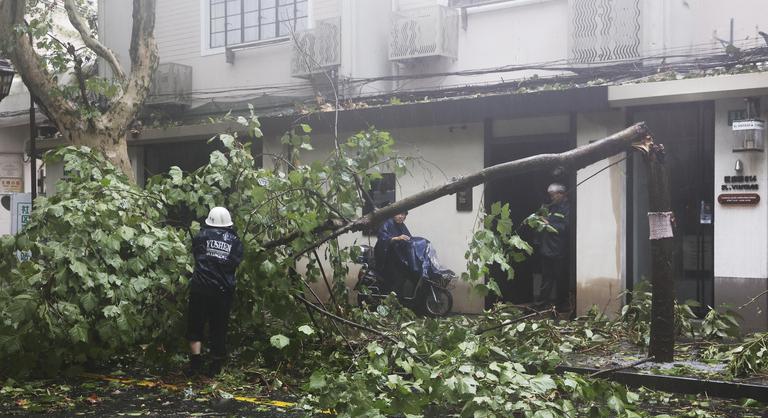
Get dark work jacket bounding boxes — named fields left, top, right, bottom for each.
left=190, top=226, right=244, bottom=294
left=540, top=199, right=570, bottom=259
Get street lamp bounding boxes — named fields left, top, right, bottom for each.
left=0, top=58, right=15, bottom=102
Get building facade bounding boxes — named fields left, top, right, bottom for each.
left=62, top=0, right=768, bottom=326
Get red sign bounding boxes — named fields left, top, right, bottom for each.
left=718, top=193, right=760, bottom=205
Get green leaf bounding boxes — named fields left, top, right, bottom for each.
left=220, top=133, right=236, bottom=148
left=607, top=395, right=625, bottom=413
left=168, top=166, right=183, bottom=185
left=209, top=151, right=228, bottom=166
left=528, top=375, right=557, bottom=394
left=103, top=305, right=121, bottom=318
left=270, top=334, right=290, bottom=349
left=81, top=293, right=98, bottom=312
left=308, top=371, right=326, bottom=389
left=261, top=260, right=276, bottom=275
left=118, top=225, right=135, bottom=241
left=70, top=260, right=89, bottom=278
left=69, top=323, right=89, bottom=344
left=298, top=325, right=314, bottom=335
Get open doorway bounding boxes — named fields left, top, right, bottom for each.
left=484, top=130, right=576, bottom=306
left=628, top=102, right=715, bottom=315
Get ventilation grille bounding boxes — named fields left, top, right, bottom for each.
left=389, top=6, right=459, bottom=61
left=569, top=0, right=641, bottom=63
left=290, top=17, right=341, bottom=78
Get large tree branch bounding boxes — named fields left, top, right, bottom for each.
left=103, top=0, right=157, bottom=131
left=0, top=0, right=78, bottom=126
left=356, top=122, right=650, bottom=229
left=281, top=123, right=650, bottom=258
left=63, top=0, right=126, bottom=83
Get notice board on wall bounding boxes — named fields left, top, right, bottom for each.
left=0, top=154, right=24, bottom=193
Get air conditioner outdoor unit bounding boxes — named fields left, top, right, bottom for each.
left=389, top=6, right=459, bottom=62
left=146, top=63, right=193, bottom=106
left=291, top=17, right=341, bottom=78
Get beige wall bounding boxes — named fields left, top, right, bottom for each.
left=575, top=110, right=627, bottom=317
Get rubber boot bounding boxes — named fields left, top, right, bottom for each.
left=184, top=354, right=203, bottom=377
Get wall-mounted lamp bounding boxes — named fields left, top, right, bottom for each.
left=734, top=158, right=743, bottom=173
left=732, top=97, right=765, bottom=152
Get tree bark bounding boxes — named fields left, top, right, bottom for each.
left=647, top=147, right=675, bottom=362
left=65, top=129, right=134, bottom=180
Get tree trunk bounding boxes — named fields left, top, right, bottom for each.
left=647, top=149, right=675, bottom=362
left=1, top=0, right=157, bottom=184
left=357, top=123, right=650, bottom=231
left=66, top=129, right=136, bottom=183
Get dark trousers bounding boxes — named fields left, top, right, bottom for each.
left=539, top=256, right=569, bottom=310
left=186, top=290, right=233, bottom=358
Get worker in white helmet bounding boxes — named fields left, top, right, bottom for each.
left=185, top=206, right=243, bottom=377
left=536, top=183, right=571, bottom=314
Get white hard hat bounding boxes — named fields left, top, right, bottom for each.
left=205, top=207, right=233, bottom=227
left=547, top=183, right=566, bottom=193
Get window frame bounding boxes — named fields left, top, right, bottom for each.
left=200, top=0, right=311, bottom=56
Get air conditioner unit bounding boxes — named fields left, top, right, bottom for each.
left=569, top=0, right=641, bottom=63
left=389, top=6, right=459, bottom=62
left=291, top=17, right=341, bottom=78
left=146, top=63, right=193, bottom=106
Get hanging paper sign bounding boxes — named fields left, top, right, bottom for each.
left=717, top=193, right=760, bottom=205
left=648, top=211, right=674, bottom=240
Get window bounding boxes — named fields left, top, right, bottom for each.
left=209, top=0, right=308, bottom=48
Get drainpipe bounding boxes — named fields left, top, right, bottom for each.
left=29, top=95, right=37, bottom=204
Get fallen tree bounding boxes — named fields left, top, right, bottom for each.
left=0, top=118, right=661, bottom=378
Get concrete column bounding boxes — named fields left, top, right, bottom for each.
left=714, top=96, right=768, bottom=332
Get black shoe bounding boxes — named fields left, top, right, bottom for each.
left=184, top=354, right=203, bottom=377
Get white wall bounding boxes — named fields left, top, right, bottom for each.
left=263, top=122, right=486, bottom=313
left=713, top=96, right=768, bottom=330
left=394, top=0, right=570, bottom=92
left=642, top=0, right=767, bottom=58
left=575, top=110, right=626, bottom=317
left=0, top=125, right=33, bottom=236
left=713, top=97, right=768, bottom=279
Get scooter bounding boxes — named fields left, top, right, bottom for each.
left=353, top=244, right=455, bottom=316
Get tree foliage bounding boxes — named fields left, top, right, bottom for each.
left=0, top=111, right=414, bottom=376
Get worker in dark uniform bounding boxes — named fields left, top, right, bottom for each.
left=186, top=206, right=243, bottom=377
left=537, top=183, right=570, bottom=313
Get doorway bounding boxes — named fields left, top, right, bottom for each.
left=628, top=102, right=715, bottom=314
left=484, top=131, right=575, bottom=305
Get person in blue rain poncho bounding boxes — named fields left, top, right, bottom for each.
left=374, top=210, right=437, bottom=294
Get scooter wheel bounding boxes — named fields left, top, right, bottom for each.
left=424, top=287, right=453, bottom=317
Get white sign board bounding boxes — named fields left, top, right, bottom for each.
left=732, top=120, right=765, bottom=131
left=11, top=193, right=31, bottom=235
left=0, top=153, right=23, bottom=178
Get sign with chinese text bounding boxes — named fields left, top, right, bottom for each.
left=0, top=178, right=23, bottom=192
left=11, top=193, right=31, bottom=235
